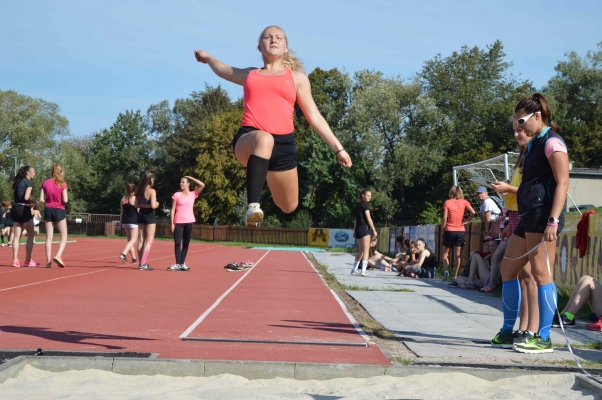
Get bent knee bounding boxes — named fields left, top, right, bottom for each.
left=254, top=131, right=274, bottom=148
left=278, top=201, right=298, bottom=214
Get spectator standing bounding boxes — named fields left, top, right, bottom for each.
left=169, top=176, right=205, bottom=271
left=350, top=189, right=377, bottom=276
left=135, top=171, right=159, bottom=271
left=118, top=183, right=139, bottom=265
left=491, top=93, right=569, bottom=354
left=441, top=186, right=475, bottom=281
left=476, top=186, right=501, bottom=222
left=40, top=165, right=69, bottom=268
left=11, top=166, right=38, bottom=267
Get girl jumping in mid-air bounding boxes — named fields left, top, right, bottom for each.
left=135, top=171, right=159, bottom=271
left=194, top=26, right=351, bottom=227
left=168, top=176, right=205, bottom=271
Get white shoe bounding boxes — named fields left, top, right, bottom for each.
left=167, top=264, right=182, bottom=271
left=246, top=204, right=264, bottom=227
left=180, top=264, right=191, bottom=271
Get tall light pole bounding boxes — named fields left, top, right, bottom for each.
left=6, top=155, right=17, bottom=176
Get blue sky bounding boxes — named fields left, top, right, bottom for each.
left=1, top=0, right=601, bottom=137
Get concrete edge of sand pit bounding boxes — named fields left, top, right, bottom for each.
left=3, top=356, right=595, bottom=384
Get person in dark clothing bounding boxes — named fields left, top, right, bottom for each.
left=350, top=189, right=377, bottom=276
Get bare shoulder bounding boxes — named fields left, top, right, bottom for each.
left=291, top=70, right=310, bottom=88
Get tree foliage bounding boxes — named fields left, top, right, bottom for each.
left=3, top=41, right=600, bottom=227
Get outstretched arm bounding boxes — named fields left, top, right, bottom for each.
left=294, top=71, right=352, bottom=168
left=194, top=50, right=255, bottom=86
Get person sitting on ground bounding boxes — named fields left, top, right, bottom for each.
left=367, top=236, right=395, bottom=271
left=403, top=238, right=437, bottom=279
left=456, top=237, right=500, bottom=289
left=552, top=275, right=602, bottom=331
left=394, top=238, right=413, bottom=275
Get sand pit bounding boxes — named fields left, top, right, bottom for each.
left=0, top=365, right=599, bottom=399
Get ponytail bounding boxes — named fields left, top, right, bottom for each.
left=515, top=93, right=560, bottom=132
left=12, top=166, right=32, bottom=190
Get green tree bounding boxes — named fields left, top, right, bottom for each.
left=546, top=42, right=602, bottom=168
left=86, top=110, right=154, bottom=213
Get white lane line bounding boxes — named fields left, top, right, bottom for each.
left=0, top=246, right=222, bottom=291
left=0, top=269, right=36, bottom=274
left=0, top=268, right=113, bottom=293
left=179, top=250, right=271, bottom=338
left=301, top=252, right=372, bottom=343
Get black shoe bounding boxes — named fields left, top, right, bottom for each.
left=447, top=281, right=459, bottom=288
left=119, top=254, right=128, bottom=264
left=552, top=312, right=575, bottom=328
left=138, top=263, right=153, bottom=271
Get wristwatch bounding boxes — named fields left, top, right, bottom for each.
left=548, top=216, right=560, bottom=224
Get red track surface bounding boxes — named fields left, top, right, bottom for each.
left=0, top=238, right=389, bottom=364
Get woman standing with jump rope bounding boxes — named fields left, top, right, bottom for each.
left=194, top=26, right=351, bottom=227
left=135, top=171, right=159, bottom=271
left=40, top=165, right=69, bottom=268
left=490, top=93, right=569, bottom=354
left=168, top=176, right=205, bottom=271
left=118, top=182, right=139, bottom=265
left=350, top=189, right=377, bottom=277
left=10, top=166, right=39, bottom=267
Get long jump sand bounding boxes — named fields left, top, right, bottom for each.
left=0, top=365, right=598, bottom=399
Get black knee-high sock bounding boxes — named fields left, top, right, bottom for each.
left=247, top=155, right=269, bottom=204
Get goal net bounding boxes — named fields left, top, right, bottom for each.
left=453, top=152, right=519, bottom=217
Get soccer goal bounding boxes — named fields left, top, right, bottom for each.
left=452, top=152, right=520, bottom=214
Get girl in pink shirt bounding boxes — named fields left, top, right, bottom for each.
left=40, top=165, right=69, bottom=268
left=168, top=176, right=205, bottom=271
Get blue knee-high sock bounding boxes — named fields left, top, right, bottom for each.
left=538, top=283, right=557, bottom=341
left=501, top=279, right=521, bottom=334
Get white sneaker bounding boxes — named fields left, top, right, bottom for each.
left=246, top=204, right=264, bottom=227
left=167, top=264, right=182, bottom=271
left=180, top=264, right=191, bottom=271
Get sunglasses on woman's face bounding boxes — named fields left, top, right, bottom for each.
left=516, top=111, right=540, bottom=125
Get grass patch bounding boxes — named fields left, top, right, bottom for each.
left=340, top=284, right=413, bottom=293
left=392, top=356, right=414, bottom=365
left=555, top=341, right=602, bottom=351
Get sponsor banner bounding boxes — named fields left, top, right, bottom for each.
left=308, top=228, right=329, bottom=247
left=328, top=229, right=355, bottom=248
left=555, top=214, right=602, bottom=291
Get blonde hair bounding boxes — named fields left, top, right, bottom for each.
left=449, top=186, right=464, bottom=200
left=50, top=165, right=66, bottom=189
left=258, top=26, right=305, bottom=73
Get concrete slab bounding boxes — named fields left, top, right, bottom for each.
left=294, top=363, right=384, bottom=380
left=314, top=251, right=602, bottom=364
left=26, top=356, right=114, bottom=373
left=204, top=360, right=295, bottom=379
left=112, top=358, right=204, bottom=377
left=0, top=356, right=26, bottom=384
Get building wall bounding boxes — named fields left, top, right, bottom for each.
left=568, top=173, right=602, bottom=209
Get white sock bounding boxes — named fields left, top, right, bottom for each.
left=351, top=261, right=359, bottom=273
left=361, top=260, right=368, bottom=273
left=527, top=330, right=535, bottom=336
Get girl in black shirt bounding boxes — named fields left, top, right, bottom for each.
left=350, top=189, right=377, bottom=276
left=10, top=166, right=38, bottom=267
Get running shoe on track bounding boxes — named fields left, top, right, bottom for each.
left=240, top=260, right=253, bottom=269
left=119, top=254, right=128, bottom=264
left=53, top=256, right=65, bottom=268
left=513, top=334, right=553, bottom=353
left=168, top=264, right=182, bottom=271
left=180, top=264, right=191, bottom=271
left=225, top=263, right=244, bottom=272
left=245, top=204, right=264, bottom=228
left=24, top=259, right=40, bottom=267
left=12, top=260, right=20, bottom=267
left=491, top=329, right=514, bottom=348
left=45, top=263, right=52, bottom=268
left=139, top=264, right=153, bottom=271
left=132, top=258, right=137, bottom=264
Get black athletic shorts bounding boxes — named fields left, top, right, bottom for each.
left=44, top=207, right=66, bottom=223
left=442, top=231, right=466, bottom=248
left=232, top=126, right=298, bottom=172
left=138, top=209, right=156, bottom=225
left=10, top=204, right=32, bottom=224
left=354, top=225, right=371, bottom=239
left=513, top=205, right=564, bottom=238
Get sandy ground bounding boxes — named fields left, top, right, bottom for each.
left=0, top=365, right=599, bottom=399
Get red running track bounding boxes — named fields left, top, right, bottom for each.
left=0, top=237, right=389, bottom=364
